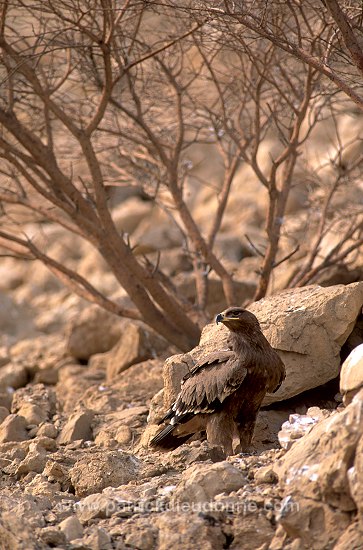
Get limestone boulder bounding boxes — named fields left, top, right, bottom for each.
left=272, top=496, right=351, bottom=550
left=271, top=389, right=363, bottom=548
left=340, top=343, right=363, bottom=405
left=273, top=399, right=362, bottom=511
left=249, top=282, right=363, bottom=404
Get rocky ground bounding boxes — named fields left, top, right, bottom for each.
left=1, top=274, right=363, bottom=550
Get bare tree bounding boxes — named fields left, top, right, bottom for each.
left=0, top=0, right=205, bottom=350
left=214, top=0, right=363, bottom=109
left=0, top=0, right=362, bottom=353
left=286, top=109, right=363, bottom=288
left=195, top=0, right=363, bottom=296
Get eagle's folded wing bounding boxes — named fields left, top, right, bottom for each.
left=173, top=351, right=247, bottom=416
left=265, top=351, right=286, bottom=394
left=183, top=349, right=234, bottom=379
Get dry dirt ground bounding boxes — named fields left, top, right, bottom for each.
left=1, top=281, right=363, bottom=549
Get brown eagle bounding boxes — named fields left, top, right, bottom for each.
left=150, top=306, right=285, bottom=456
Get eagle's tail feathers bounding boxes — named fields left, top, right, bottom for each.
left=150, top=424, right=193, bottom=450
left=150, top=424, right=176, bottom=446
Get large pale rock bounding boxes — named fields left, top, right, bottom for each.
left=66, top=305, right=125, bottom=360
left=160, top=283, right=363, bottom=409
left=249, top=283, right=363, bottom=403
left=271, top=389, right=363, bottom=547
left=70, top=450, right=140, bottom=497
left=340, top=343, right=363, bottom=405
left=273, top=496, right=351, bottom=550
left=274, top=399, right=362, bottom=511
left=171, top=461, right=246, bottom=506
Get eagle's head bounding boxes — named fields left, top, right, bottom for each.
left=216, top=306, right=260, bottom=332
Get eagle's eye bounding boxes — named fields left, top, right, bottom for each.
left=229, top=309, right=242, bottom=317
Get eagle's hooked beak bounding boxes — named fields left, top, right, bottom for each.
left=216, top=312, right=224, bottom=324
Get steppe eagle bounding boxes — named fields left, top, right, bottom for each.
left=150, top=306, right=285, bottom=456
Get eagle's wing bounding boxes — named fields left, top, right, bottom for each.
left=173, top=350, right=247, bottom=416
left=266, top=351, right=286, bottom=394
left=184, top=349, right=233, bottom=378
